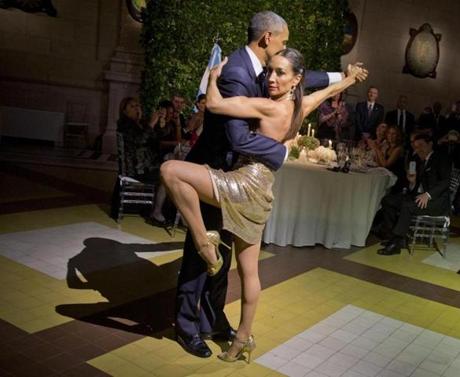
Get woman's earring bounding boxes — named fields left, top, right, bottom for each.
left=289, top=86, right=295, bottom=100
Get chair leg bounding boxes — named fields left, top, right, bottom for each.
left=171, top=211, right=181, bottom=238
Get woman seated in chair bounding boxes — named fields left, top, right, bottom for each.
left=111, top=97, right=161, bottom=220
left=367, top=125, right=406, bottom=192
left=117, top=97, right=160, bottom=183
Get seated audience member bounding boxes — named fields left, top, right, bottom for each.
left=317, top=93, right=353, bottom=141
left=170, top=92, right=189, bottom=140
left=376, top=134, right=451, bottom=255
left=367, top=125, right=406, bottom=192
left=185, top=94, right=206, bottom=147
left=117, top=97, right=160, bottom=182
left=355, top=86, right=384, bottom=139
left=111, top=97, right=160, bottom=219
left=150, top=100, right=181, bottom=161
left=385, top=95, right=415, bottom=144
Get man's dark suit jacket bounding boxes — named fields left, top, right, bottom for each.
left=411, top=151, right=451, bottom=213
left=176, top=47, right=331, bottom=338
left=385, top=109, right=415, bottom=136
left=355, top=101, right=384, bottom=137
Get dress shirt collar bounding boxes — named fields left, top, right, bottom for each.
left=424, top=151, right=433, bottom=163
left=367, top=101, right=375, bottom=109
left=245, top=46, right=264, bottom=77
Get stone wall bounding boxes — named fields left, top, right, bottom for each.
left=343, top=0, right=460, bottom=118
left=0, top=0, right=143, bottom=146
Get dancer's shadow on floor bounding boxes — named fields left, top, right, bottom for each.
left=56, top=237, right=183, bottom=339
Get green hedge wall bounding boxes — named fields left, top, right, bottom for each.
left=141, top=0, right=349, bottom=118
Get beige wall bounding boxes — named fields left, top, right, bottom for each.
left=342, top=0, right=460, bottom=118
left=0, top=0, right=143, bottom=143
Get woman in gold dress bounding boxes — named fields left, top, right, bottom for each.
left=161, top=48, right=366, bottom=362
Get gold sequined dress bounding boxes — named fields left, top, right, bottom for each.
left=206, top=156, right=275, bottom=244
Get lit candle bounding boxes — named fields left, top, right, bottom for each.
left=307, top=123, right=311, bottom=137
left=312, top=129, right=315, bottom=138
left=328, top=139, right=332, bottom=149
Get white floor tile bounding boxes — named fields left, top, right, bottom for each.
left=330, top=329, right=358, bottom=344
left=349, top=360, right=382, bottom=377
left=304, top=344, right=336, bottom=361
left=255, top=306, right=460, bottom=377
left=292, top=353, right=325, bottom=369
left=410, top=368, right=441, bottom=377
left=0, top=222, right=173, bottom=279
left=315, top=360, right=347, bottom=377
left=256, top=353, right=289, bottom=370
left=278, top=361, right=310, bottom=377
left=341, top=344, right=370, bottom=359
left=363, top=351, right=393, bottom=368
left=385, top=359, right=417, bottom=376
left=272, top=344, right=305, bottom=361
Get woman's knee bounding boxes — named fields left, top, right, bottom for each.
left=160, top=160, right=179, bottom=184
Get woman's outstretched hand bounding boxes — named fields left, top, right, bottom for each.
left=346, top=62, right=368, bottom=82
left=210, top=57, right=228, bottom=81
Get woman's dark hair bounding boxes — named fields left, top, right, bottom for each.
left=273, top=48, right=305, bottom=142
left=158, top=99, right=173, bottom=109
left=386, top=125, right=403, bottom=146
left=119, top=96, right=136, bottom=118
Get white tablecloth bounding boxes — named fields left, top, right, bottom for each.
left=262, top=161, right=396, bottom=249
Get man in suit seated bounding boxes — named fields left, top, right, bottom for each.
left=377, top=133, right=451, bottom=255
left=385, top=95, right=415, bottom=143
left=355, top=86, right=384, bottom=139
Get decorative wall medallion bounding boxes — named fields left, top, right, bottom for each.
left=0, top=0, right=57, bottom=17
left=403, top=23, right=441, bottom=78
left=126, top=0, right=146, bottom=23
left=342, top=11, right=358, bottom=55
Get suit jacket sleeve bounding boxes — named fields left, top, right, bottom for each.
left=219, top=66, right=286, bottom=170
left=304, top=71, right=330, bottom=89
left=426, top=154, right=451, bottom=199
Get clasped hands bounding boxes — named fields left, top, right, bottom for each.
left=406, top=173, right=430, bottom=209
left=346, top=62, right=368, bottom=82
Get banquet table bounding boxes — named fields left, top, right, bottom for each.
left=262, top=160, right=396, bottom=249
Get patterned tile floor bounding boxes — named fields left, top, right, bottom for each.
left=1, top=160, right=460, bottom=377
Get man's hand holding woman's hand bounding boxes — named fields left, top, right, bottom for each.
left=346, top=62, right=368, bottom=82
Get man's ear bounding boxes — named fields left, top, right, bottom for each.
left=261, top=31, right=272, bottom=47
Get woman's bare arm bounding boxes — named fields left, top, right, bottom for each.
left=302, top=75, right=357, bottom=118
left=206, top=57, right=276, bottom=120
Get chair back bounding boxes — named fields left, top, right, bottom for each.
left=116, top=132, right=127, bottom=176
left=449, top=167, right=460, bottom=204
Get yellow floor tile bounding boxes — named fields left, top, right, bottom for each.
left=345, top=242, right=460, bottom=291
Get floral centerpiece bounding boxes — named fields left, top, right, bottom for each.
left=297, top=135, right=320, bottom=151
left=308, top=146, right=337, bottom=164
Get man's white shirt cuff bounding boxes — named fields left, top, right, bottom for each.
left=327, top=72, right=342, bottom=85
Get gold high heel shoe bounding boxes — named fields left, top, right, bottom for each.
left=218, top=335, right=256, bottom=364
left=198, top=231, right=231, bottom=276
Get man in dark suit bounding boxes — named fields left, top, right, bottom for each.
left=377, top=133, right=451, bottom=255
left=355, top=86, right=384, bottom=138
left=385, top=95, right=415, bottom=141
left=175, top=11, right=366, bottom=358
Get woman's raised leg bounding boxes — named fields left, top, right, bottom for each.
left=161, top=160, right=221, bottom=265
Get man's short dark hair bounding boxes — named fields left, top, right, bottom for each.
left=413, top=133, right=433, bottom=144
left=158, top=99, right=173, bottom=109
left=196, top=94, right=206, bottom=102
left=247, top=11, right=287, bottom=44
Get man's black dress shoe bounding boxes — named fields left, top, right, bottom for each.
left=377, top=242, right=402, bottom=256
left=176, top=333, right=212, bottom=358
left=201, top=327, right=236, bottom=341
